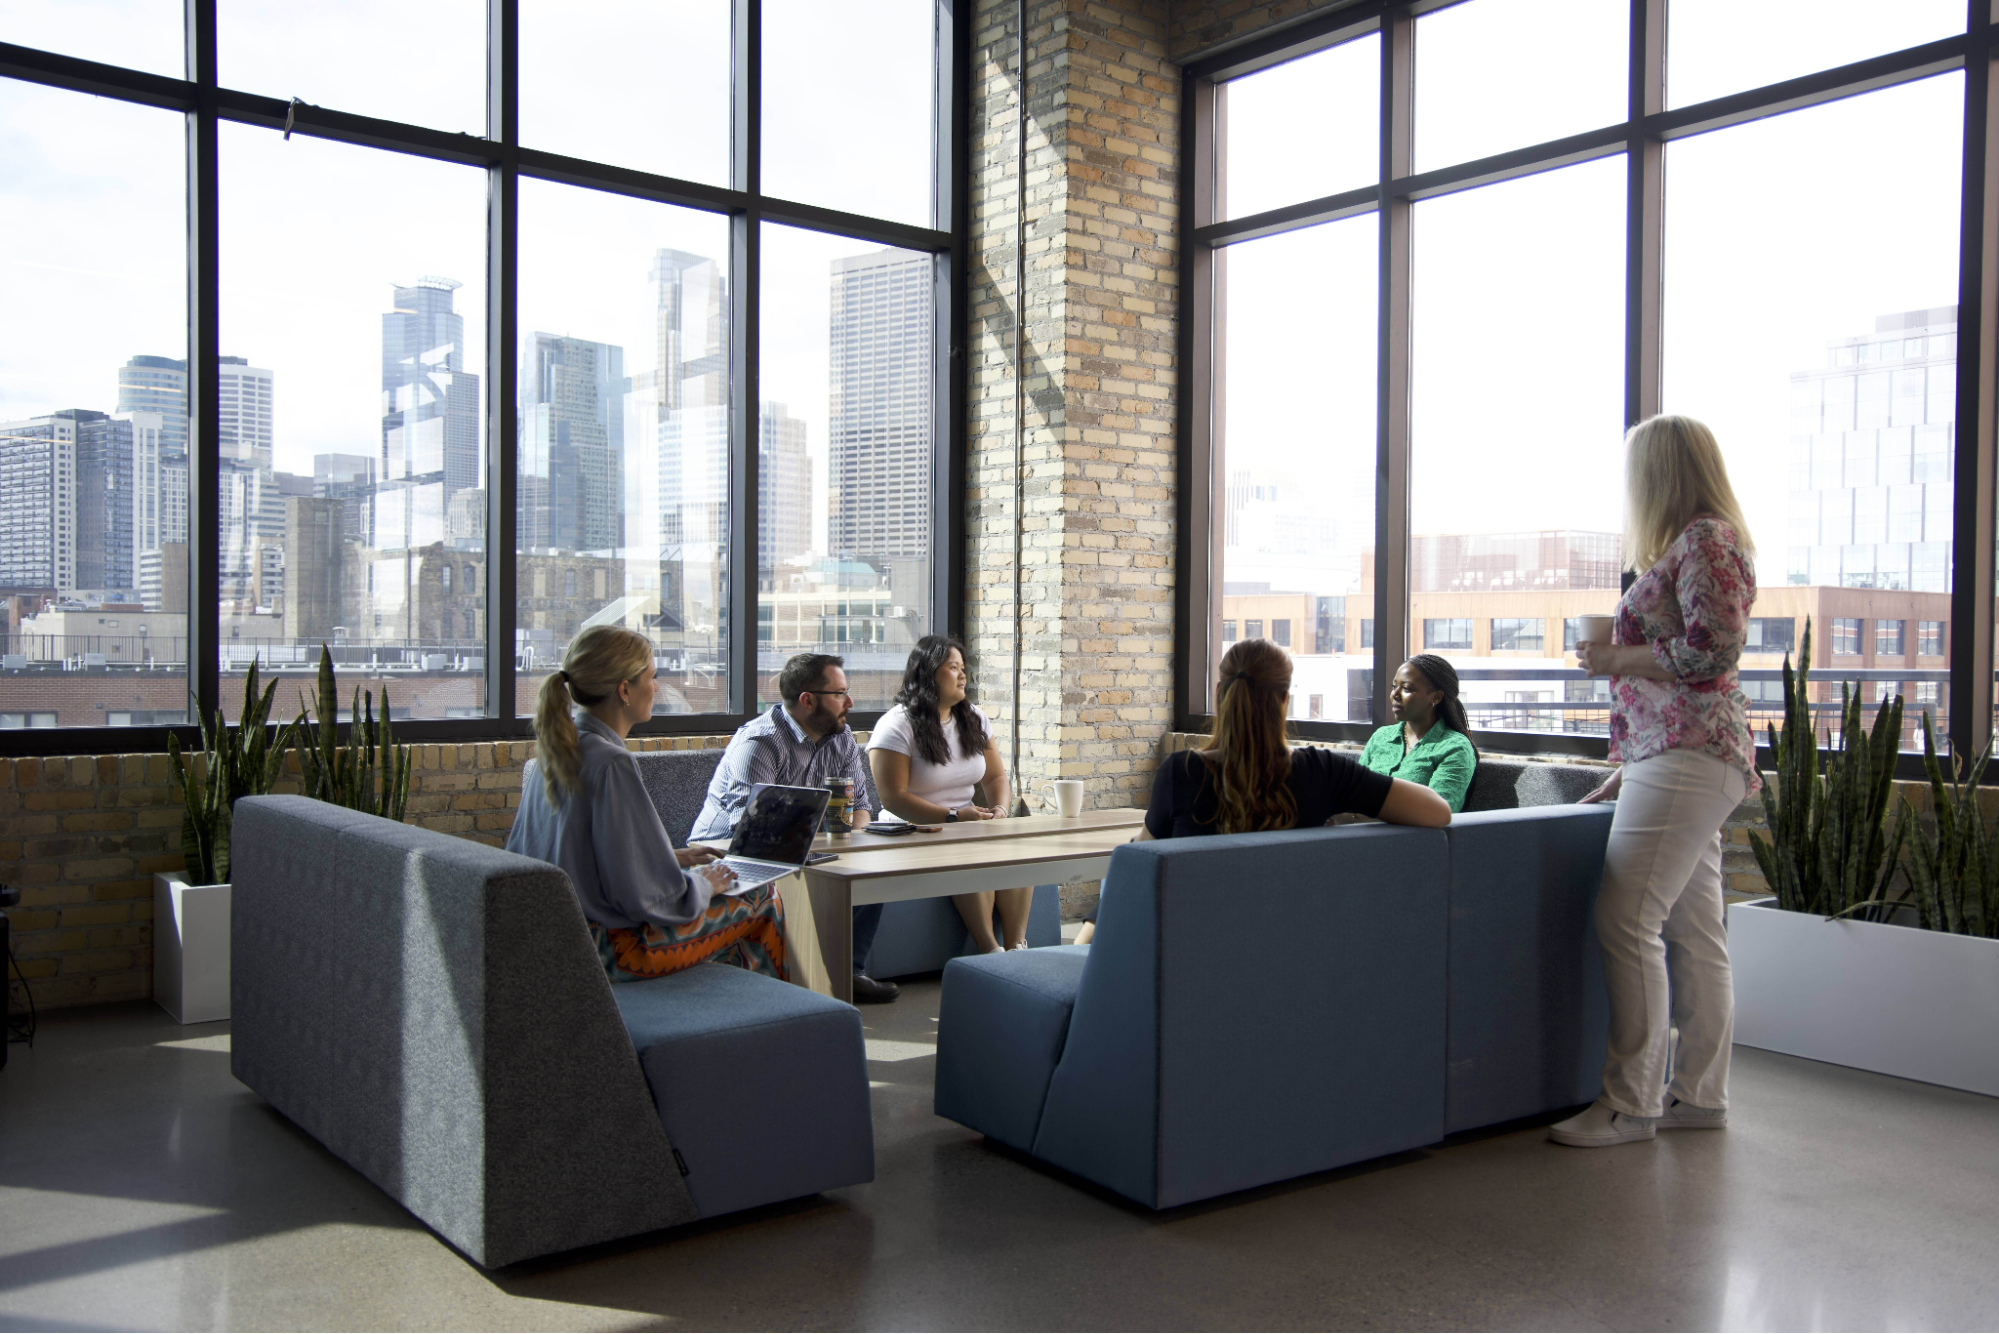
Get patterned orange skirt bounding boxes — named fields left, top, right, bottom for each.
left=590, top=883, right=788, bottom=982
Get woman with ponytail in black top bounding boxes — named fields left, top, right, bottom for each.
left=1358, top=654, right=1480, bottom=812
left=1075, top=639, right=1450, bottom=943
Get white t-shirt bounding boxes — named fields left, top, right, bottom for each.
left=868, top=703, right=992, bottom=809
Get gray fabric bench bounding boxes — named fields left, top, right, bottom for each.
left=1460, top=757, right=1608, bottom=811
left=630, top=749, right=1062, bottom=972
left=230, top=795, right=873, bottom=1268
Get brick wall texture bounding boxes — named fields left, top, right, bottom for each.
left=967, top=0, right=1179, bottom=818
left=0, top=734, right=736, bottom=1011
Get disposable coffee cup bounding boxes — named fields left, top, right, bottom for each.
left=1040, top=779, right=1086, bottom=818
left=1577, top=615, right=1616, bottom=647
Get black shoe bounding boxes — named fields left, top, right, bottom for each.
left=851, top=973, right=900, bottom=1003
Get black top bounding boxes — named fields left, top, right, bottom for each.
left=1143, top=747, right=1393, bottom=840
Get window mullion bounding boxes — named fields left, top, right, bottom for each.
left=485, top=0, right=519, bottom=727
left=1625, top=0, right=1664, bottom=431
left=1373, top=10, right=1413, bottom=726
left=729, top=0, right=761, bottom=717
left=187, top=0, right=220, bottom=730
left=1949, top=23, right=1998, bottom=761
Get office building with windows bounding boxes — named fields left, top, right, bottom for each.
left=829, top=248, right=931, bottom=571
left=376, top=278, right=481, bottom=554
left=518, top=332, right=626, bottom=556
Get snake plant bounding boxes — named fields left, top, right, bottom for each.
left=292, top=644, right=412, bottom=822
left=1750, top=619, right=1907, bottom=920
left=166, top=658, right=298, bottom=885
left=1864, top=711, right=1999, bottom=937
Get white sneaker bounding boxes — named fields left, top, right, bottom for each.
left=1657, top=1097, right=1727, bottom=1130
left=1549, top=1100, right=1657, bottom=1147
left=1007, top=941, right=1030, bottom=951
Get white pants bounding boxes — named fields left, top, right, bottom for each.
left=1596, top=747, right=1747, bottom=1117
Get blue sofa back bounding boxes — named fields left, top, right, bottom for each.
left=944, top=802, right=1615, bottom=1209
left=1032, top=823, right=1452, bottom=1208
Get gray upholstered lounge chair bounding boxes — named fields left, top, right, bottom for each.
left=230, top=795, right=874, bottom=1267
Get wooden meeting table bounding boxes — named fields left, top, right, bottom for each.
left=699, top=808, right=1145, bottom=1002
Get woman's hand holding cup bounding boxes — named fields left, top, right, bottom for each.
left=1575, top=614, right=1617, bottom=677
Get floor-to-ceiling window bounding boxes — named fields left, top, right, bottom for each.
left=1182, top=0, right=1996, bottom=766
left=0, top=0, right=961, bottom=748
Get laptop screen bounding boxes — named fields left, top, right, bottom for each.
left=729, top=784, right=831, bottom=866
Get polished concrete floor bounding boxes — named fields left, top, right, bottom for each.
left=2, top=976, right=1996, bottom=1333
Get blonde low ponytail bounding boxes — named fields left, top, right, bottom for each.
left=534, top=670, right=582, bottom=805
left=531, top=623, right=654, bottom=806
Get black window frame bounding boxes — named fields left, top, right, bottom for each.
left=0, top=0, right=970, bottom=757
left=1175, top=0, right=1999, bottom=774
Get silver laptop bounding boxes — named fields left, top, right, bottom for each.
left=714, top=783, right=831, bottom=892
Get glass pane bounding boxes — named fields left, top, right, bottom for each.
left=1414, top=0, right=1627, bottom=173
left=759, top=225, right=936, bottom=711
left=763, top=0, right=935, bottom=227
left=219, top=0, right=484, bottom=136
left=1, top=0, right=182, bottom=78
left=1410, top=156, right=1626, bottom=737
left=518, top=179, right=732, bottom=717
left=521, top=0, right=730, bottom=186
left=0, top=80, right=187, bottom=728
left=1214, top=216, right=1378, bottom=723
left=1220, top=35, right=1378, bottom=221
left=1664, top=75, right=1962, bottom=752
left=219, top=124, right=488, bottom=722
left=1668, top=0, right=1964, bottom=110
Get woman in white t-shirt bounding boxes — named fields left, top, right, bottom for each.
left=868, top=635, right=1033, bottom=953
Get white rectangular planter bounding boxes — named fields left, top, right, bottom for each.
left=1729, top=896, right=1999, bottom=1097
left=153, top=872, right=230, bottom=1024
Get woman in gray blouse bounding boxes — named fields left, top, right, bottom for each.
left=505, top=625, right=787, bottom=981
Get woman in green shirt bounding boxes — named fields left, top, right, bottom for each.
left=1359, top=653, right=1479, bottom=812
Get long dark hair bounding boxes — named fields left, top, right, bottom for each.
left=1195, top=638, right=1297, bottom=835
left=895, top=634, right=988, bottom=767
left=1405, top=653, right=1478, bottom=758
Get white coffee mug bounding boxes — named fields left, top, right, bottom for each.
left=1577, top=614, right=1616, bottom=646
left=1040, top=779, right=1085, bottom=818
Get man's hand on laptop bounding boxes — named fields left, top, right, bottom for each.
left=675, top=846, right=719, bottom=868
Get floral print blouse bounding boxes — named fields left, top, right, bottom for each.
left=1608, top=515, right=1760, bottom=792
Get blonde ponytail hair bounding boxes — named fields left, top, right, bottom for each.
left=533, top=624, right=653, bottom=805
left=1624, top=414, right=1756, bottom=572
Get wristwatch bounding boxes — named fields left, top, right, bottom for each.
left=945, top=806, right=959, bottom=822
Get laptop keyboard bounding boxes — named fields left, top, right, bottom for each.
left=715, top=856, right=798, bottom=886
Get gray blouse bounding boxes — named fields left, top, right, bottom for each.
left=504, top=712, right=708, bottom=929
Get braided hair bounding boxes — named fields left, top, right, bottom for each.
left=1404, top=653, right=1478, bottom=758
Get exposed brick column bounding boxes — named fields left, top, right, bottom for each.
left=968, top=0, right=1179, bottom=814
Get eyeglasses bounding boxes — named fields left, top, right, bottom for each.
left=806, top=688, right=852, bottom=700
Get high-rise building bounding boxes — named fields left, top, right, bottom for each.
left=378, top=277, right=481, bottom=553
left=313, top=453, right=376, bottom=545
left=518, top=333, right=627, bottom=555
left=633, top=249, right=730, bottom=642
left=828, top=249, right=932, bottom=567
left=759, top=401, right=812, bottom=576
left=116, top=354, right=188, bottom=461
left=216, top=355, right=277, bottom=606
left=0, top=410, right=136, bottom=596
left=1788, top=306, right=1957, bottom=592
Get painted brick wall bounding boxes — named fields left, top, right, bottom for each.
left=0, top=734, right=737, bottom=1011
left=968, top=0, right=1179, bottom=818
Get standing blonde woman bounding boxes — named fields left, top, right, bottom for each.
left=1554, top=415, right=1756, bottom=1147
left=505, top=624, right=787, bottom=982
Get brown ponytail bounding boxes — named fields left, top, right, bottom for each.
left=532, top=624, right=652, bottom=805
left=1198, top=638, right=1296, bottom=834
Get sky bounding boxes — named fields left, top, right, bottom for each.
left=1217, top=0, right=1969, bottom=606
left=0, top=0, right=933, bottom=566
left=0, top=0, right=1974, bottom=595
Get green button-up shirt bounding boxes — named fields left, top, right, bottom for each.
left=1358, top=722, right=1477, bottom=813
